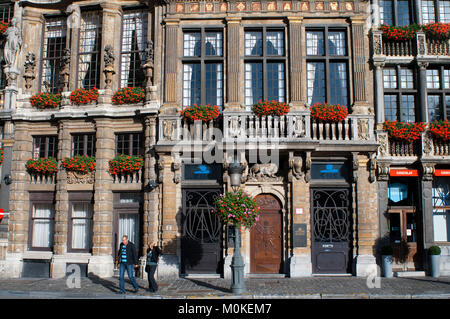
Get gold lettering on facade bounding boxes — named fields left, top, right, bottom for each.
left=205, top=3, right=214, bottom=12
left=283, top=2, right=292, bottom=11
left=267, top=2, right=277, bottom=11
left=236, top=2, right=246, bottom=11
left=252, top=2, right=261, bottom=11
left=330, top=2, right=339, bottom=11
left=220, top=3, right=228, bottom=12
left=176, top=3, right=185, bottom=13
left=315, top=2, right=324, bottom=10
left=190, top=3, right=200, bottom=12
left=345, top=2, right=354, bottom=11
left=300, top=2, right=309, bottom=11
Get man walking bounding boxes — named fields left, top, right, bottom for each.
left=117, top=235, right=139, bottom=294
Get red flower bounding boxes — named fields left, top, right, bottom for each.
left=180, top=104, right=220, bottom=122
left=252, top=100, right=290, bottom=117
left=383, top=120, right=426, bottom=142
left=310, top=102, right=348, bottom=122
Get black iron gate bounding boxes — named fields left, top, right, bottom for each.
left=181, top=189, right=222, bottom=274
left=311, top=188, right=352, bottom=274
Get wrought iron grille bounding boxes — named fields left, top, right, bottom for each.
left=312, top=189, right=351, bottom=242
left=182, top=190, right=221, bottom=244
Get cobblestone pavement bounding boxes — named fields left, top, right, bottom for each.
left=0, top=276, right=449, bottom=299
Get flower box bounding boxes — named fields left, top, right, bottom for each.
left=112, top=87, right=145, bottom=105
left=310, top=102, right=349, bottom=122
left=61, top=155, right=96, bottom=174
left=252, top=100, right=290, bottom=117
left=422, top=22, right=450, bottom=40
left=108, top=154, right=144, bottom=175
left=380, top=24, right=421, bottom=41
left=430, top=119, right=450, bottom=141
left=26, top=157, right=58, bottom=174
left=30, top=92, right=61, bottom=109
left=383, top=121, right=426, bottom=142
left=0, top=21, right=8, bottom=35
left=213, top=190, right=260, bottom=229
left=69, top=87, right=99, bottom=105
left=180, top=104, right=220, bottom=122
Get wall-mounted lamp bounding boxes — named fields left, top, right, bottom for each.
left=148, top=180, right=158, bottom=189
left=3, top=174, right=12, bottom=185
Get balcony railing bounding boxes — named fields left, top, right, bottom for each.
left=29, top=172, right=56, bottom=185
left=112, top=169, right=144, bottom=184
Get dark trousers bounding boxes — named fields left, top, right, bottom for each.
left=147, top=264, right=158, bottom=292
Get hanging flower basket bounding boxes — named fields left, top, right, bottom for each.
left=252, top=100, right=290, bottom=117
left=380, top=24, right=421, bottom=41
left=180, top=104, right=220, bottom=122
left=383, top=121, right=426, bottom=142
left=30, top=92, right=61, bottom=109
left=310, top=102, right=349, bottom=122
left=0, top=21, right=8, bottom=35
left=69, top=87, right=99, bottom=105
left=430, top=119, right=450, bottom=141
left=422, top=22, right=450, bottom=40
left=213, top=190, right=260, bottom=229
left=108, top=154, right=144, bottom=175
left=26, top=157, right=58, bottom=174
left=61, top=155, right=96, bottom=174
left=112, top=87, right=145, bottom=105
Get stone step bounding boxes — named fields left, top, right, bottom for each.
left=394, top=271, right=426, bottom=277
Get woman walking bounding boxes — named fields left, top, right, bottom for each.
left=145, top=242, right=162, bottom=292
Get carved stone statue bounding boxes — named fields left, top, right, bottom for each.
left=249, top=163, right=279, bottom=181
left=4, top=18, right=22, bottom=68
left=60, top=48, right=71, bottom=91
left=23, top=52, right=36, bottom=90
left=103, top=45, right=115, bottom=90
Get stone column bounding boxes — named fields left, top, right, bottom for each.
left=354, top=154, right=379, bottom=277
left=162, top=19, right=180, bottom=114
left=89, top=119, right=115, bottom=277
left=421, top=163, right=435, bottom=273
left=289, top=153, right=312, bottom=277
left=6, top=123, right=32, bottom=277
left=417, top=61, right=429, bottom=123
left=226, top=17, right=241, bottom=110
left=374, top=62, right=385, bottom=126
left=288, top=17, right=304, bottom=109
left=156, top=154, right=179, bottom=278
left=52, top=121, right=70, bottom=278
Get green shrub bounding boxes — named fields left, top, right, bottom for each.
left=429, top=246, right=441, bottom=255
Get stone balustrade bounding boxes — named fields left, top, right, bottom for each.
left=29, top=172, right=56, bottom=185
left=111, top=169, right=143, bottom=184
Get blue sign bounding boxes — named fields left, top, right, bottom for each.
left=193, top=165, right=211, bottom=175
left=311, top=163, right=348, bottom=180
left=184, top=164, right=222, bottom=181
left=320, top=164, right=339, bottom=174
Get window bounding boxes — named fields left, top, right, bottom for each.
left=72, top=134, right=95, bottom=157
left=433, top=177, right=450, bottom=242
left=244, top=28, right=285, bottom=108
left=306, top=28, right=349, bottom=107
left=30, top=203, right=55, bottom=250
left=33, top=136, right=58, bottom=160
left=120, top=9, right=148, bottom=88
left=70, top=202, right=93, bottom=252
left=77, top=10, right=102, bottom=89
left=421, top=0, right=450, bottom=23
left=182, top=28, right=224, bottom=108
left=380, top=0, right=412, bottom=26
left=426, top=67, right=450, bottom=121
left=116, top=133, right=143, bottom=156
left=0, top=2, right=13, bottom=89
left=383, top=66, right=417, bottom=122
left=41, top=16, right=67, bottom=93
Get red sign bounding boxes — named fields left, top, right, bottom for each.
left=390, top=169, right=419, bottom=177
left=0, top=209, right=4, bottom=220
left=435, top=169, right=450, bottom=176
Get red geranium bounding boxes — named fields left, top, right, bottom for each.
left=61, top=155, right=96, bottom=174
left=430, top=119, right=450, bottom=141
left=422, top=22, right=450, bottom=40
left=252, top=100, right=290, bottom=117
left=310, top=102, right=348, bottom=122
left=108, top=154, right=144, bottom=175
left=383, top=120, right=426, bottom=142
left=69, top=87, right=99, bottom=105
left=0, top=147, right=3, bottom=166
left=0, top=21, right=8, bottom=35
left=30, top=92, right=61, bottom=109
left=26, top=157, right=58, bottom=174
left=180, top=104, right=220, bottom=122
left=380, top=24, right=421, bottom=41
left=112, top=87, right=145, bottom=105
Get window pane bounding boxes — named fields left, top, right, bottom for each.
left=380, top=0, right=393, bottom=25
left=205, top=32, right=223, bottom=56
left=32, top=204, right=54, bottom=248
left=383, top=68, right=397, bottom=89
left=400, top=69, right=414, bottom=89
left=398, top=0, right=411, bottom=26
left=245, top=62, right=263, bottom=108
left=400, top=95, right=416, bottom=122
left=183, top=32, right=201, bottom=57
left=439, top=0, right=450, bottom=23
left=245, top=31, right=263, bottom=56
left=41, top=17, right=67, bottom=93
left=266, top=62, right=285, bottom=102
left=120, top=10, right=147, bottom=88
left=307, top=62, right=325, bottom=105
left=422, top=0, right=436, bottom=24
left=444, top=69, right=450, bottom=89
left=446, top=96, right=450, bottom=119
left=118, top=214, right=139, bottom=253
left=71, top=203, right=93, bottom=250
left=328, top=31, right=346, bottom=56
left=384, top=95, right=398, bottom=121
left=428, top=95, right=442, bottom=122
left=432, top=178, right=450, bottom=242
left=306, top=31, right=324, bottom=56
left=266, top=31, right=284, bottom=56
left=182, top=63, right=201, bottom=107
left=205, top=63, right=223, bottom=107
left=427, top=69, right=440, bottom=89
left=329, top=62, right=348, bottom=106
left=116, top=133, right=130, bottom=155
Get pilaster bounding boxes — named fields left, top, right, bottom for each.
left=287, top=17, right=304, bottom=109
left=162, top=18, right=180, bottom=113
left=226, top=17, right=241, bottom=110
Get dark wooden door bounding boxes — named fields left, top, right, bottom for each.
left=250, top=194, right=283, bottom=274
left=311, top=188, right=352, bottom=274
left=388, top=207, right=423, bottom=271
left=181, top=189, right=222, bottom=274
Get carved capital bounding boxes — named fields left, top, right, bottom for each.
left=422, top=163, right=435, bottom=181
left=377, top=163, right=390, bottom=181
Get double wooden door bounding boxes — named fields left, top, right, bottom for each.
left=250, top=194, right=283, bottom=274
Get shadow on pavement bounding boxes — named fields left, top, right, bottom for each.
left=186, top=278, right=231, bottom=293
left=87, top=274, right=119, bottom=293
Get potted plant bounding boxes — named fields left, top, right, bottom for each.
left=180, top=104, right=220, bottom=122
left=381, top=245, right=394, bottom=278
left=310, top=102, right=349, bottom=122
left=429, top=245, right=441, bottom=278
left=69, top=87, right=99, bottom=105
left=30, top=92, right=62, bottom=109
left=112, top=87, right=145, bottom=105
left=252, top=100, right=290, bottom=117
